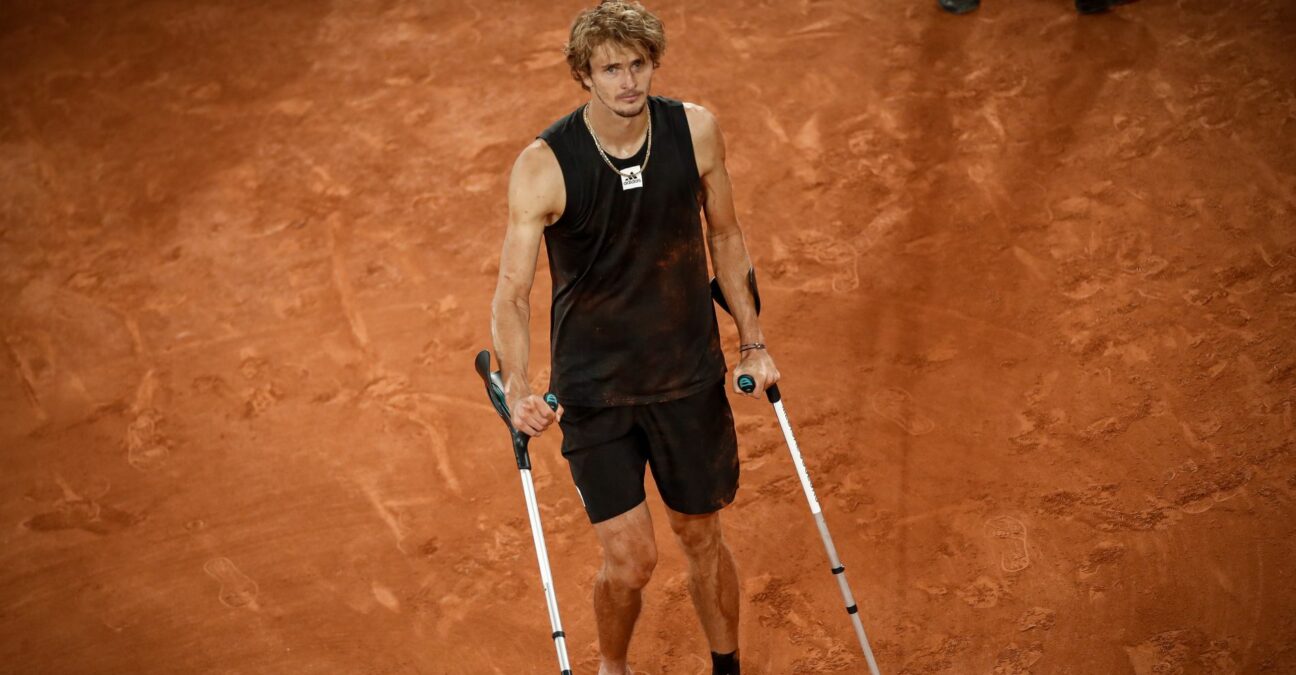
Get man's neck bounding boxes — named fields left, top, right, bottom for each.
left=586, top=95, right=649, bottom=157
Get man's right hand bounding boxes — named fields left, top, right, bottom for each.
left=510, top=393, right=564, bottom=437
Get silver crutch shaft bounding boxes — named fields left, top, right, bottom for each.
left=742, top=377, right=882, bottom=675
left=520, top=467, right=573, bottom=674
left=474, top=350, right=574, bottom=674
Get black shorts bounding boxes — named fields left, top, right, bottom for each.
left=558, top=382, right=739, bottom=524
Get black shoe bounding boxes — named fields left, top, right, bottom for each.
left=938, top=0, right=980, bottom=15
left=712, top=651, right=740, bottom=675
left=1076, top=0, right=1112, bottom=14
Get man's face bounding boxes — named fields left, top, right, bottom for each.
left=582, top=42, right=655, bottom=118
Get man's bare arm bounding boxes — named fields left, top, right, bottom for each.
left=491, top=139, right=566, bottom=435
left=686, top=103, right=780, bottom=397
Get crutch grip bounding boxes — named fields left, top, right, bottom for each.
left=512, top=393, right=559, bottom=470
left=737, top=375, right=782, bottom=404
left=474, top=349, right=561, bottom=471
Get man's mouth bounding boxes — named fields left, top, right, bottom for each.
left=618, top=92, right=641, bottom=101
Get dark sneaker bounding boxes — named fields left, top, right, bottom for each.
left=938, top=0, right=980, bottom=14
left=1076, top=0, right=1112, bottom=13
left=712, top=651, right=740, bottom=675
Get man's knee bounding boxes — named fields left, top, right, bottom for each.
left=670, top=512, right=723, bottom=559
left=604, top=542, right=657, bottom=589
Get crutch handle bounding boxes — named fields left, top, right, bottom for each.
left=474, top=349, right=559, bottom=470
left=737, top=375, right=782, bottom=403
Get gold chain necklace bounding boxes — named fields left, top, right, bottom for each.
left=582, top=100, right=652, bottom=178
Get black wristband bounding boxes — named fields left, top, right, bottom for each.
left=739, top=342, right=766, bottom=353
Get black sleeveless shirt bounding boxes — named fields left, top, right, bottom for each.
left=539, top=96, right=725, bottom=407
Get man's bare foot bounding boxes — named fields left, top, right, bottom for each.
left=596, top=664, right=632, bottom=675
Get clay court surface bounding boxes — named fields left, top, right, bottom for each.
left=2, top=0, right=1295, bottom=672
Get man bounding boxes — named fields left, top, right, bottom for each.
left=489, top=2, right=777, bottom=673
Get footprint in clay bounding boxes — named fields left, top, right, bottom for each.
left=869, top=387, right=936, bottom=435
left=985, top=515, right=1031, bottom=572
left=124, top=410, right=169, bottom=471
left=203, top=557, right=260, bottom=610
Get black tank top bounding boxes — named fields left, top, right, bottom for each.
left=539, top=96, right=725, bottom=407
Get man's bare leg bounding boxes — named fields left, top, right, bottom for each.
left=667, top=509, right=740, bottom=658
left=592, top=502, right=658, bottom=675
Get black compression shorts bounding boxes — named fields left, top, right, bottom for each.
left=558, top=381, right=739, bottom=524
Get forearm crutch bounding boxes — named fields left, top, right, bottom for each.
left=712, top=269, right=881, bottom=674
left=738, top=376, right=882, bottom=675
left=473, top=350, right=573, bottom=675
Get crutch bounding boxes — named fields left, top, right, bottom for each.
left=712, top=271, right=882, bottom=675
left=738, top=375, right=881, bottom=675
left=473, top=350, right=573, bottom=675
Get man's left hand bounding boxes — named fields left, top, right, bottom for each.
left=734, top=349, right=779, bottom=398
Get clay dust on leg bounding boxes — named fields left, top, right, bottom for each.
left=203, top=557, right=260, bottom=610
left=985, top=515, right=1031, bottom=573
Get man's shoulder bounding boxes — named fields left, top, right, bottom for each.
left=679, top=100, right=716, bottom=122
left=512, top=139, right=561, bottom=182
left=679, top=101, right=721, bottom=152
left=508, top=139, right=565, bottom=218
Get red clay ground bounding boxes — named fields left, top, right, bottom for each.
left=2, top=1, right=1294, bottom=673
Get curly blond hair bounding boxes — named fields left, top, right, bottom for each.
left=564, top=1, right=667, bottom=90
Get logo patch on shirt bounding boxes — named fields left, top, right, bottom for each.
left=620, top=166, right=643, bottom=191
